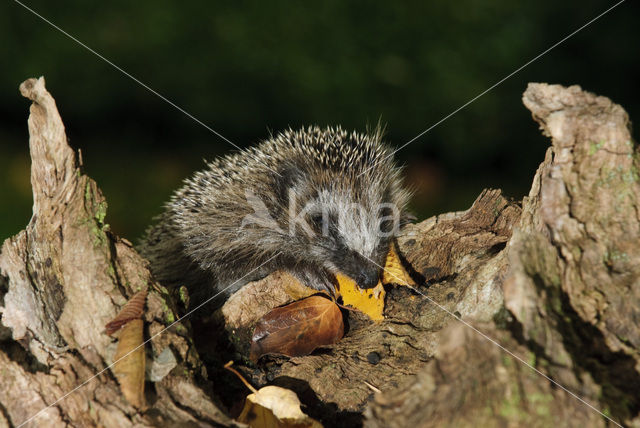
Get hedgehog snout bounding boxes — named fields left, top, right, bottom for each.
left=356, top=266, right=383, bottom=289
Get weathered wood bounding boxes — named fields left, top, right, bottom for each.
left=1, top=79, right=638, bottom=428
left=198, top=186, right=521, bottom=427
left=0, top=77, right=230, bottom=428
left=365, top=84, right=640, bottom=428
left=505, top=83, right=640, bottom=423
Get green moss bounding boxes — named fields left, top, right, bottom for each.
left=604, top=249, right=629, bottom=266
left=501, top=355, right=512, bottom=367
left=527, top=351, right=536, bottom=367
left=499, top=388, right=526, bottom=421
left=157, top=297, right=177, bottom=325
left=178, top=286, right=189, bottom=304
left=229, top=333, right=243, bottom=346
left=589, top=140, right=605, bottom=155
left=596, top=165, right=640, bottom=189
left=81, top=180, right=111, bottom=247
left=529, top=392, right=552, bottom=417
left=89, top=223, right=107, bottom=247
left=549, top=293, right=563, bottom=315
left=622, top=165, right=639, bottom=184
left=107, top=264, right=116, bottom=280
left=499, top=388, right=553, bottom=423
left=95, top=201, right=107, bottom=226
left=84, top=180, right=92, bottom=202
left=156, top=284, right=170, bottom=295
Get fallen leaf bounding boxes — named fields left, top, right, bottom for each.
left=237, top=385, right=323, bottom=428
left=112, top=318, right=146, bottom=408
left=336, top=241, right=415, bottom=321
left=250, top=295, right=344, bottom=361
left=106, top=289, right=148, bottom=335
left=382, top=241, right=416, bottom=286
left=336, top=273, right=385, bottom=321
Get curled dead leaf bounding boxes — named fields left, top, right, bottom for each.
left=382, top=241, right=416, bottom=286
left=112, top=318, right=146, bottom=408
left=250, top=295, right=344, bottom=361
left=238, top=385, right=323, bottom=428
left=106, top=289, right=148, bottom=335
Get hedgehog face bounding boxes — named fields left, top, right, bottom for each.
left=300, top=188, right=400, bottom=289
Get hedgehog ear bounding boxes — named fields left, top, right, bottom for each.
left=400, top=211, right=417, bottom=227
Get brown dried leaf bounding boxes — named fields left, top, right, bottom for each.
left=105, top=289, right=148, bottom=335
left=237, top=385, right=323, bottom=428
left=250, top=295, right=344, bottom=361
left=112, top=318, right=146, bottom=408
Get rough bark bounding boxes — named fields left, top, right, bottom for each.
left=0, top=79, right=638, bottom=428
left=504, top=84, right=640, bottom=423
left=365, top=84, right=640, bottom=428
left=0, top=78, right=230, bottom=428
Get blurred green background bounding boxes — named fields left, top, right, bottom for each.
left=1, top=1, right=638, bottom=242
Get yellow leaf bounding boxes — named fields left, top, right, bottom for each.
left=113, top=318, right=146, bottom=409
left=382, top=241, right=416, bottom=287
left=336, top=273, right=385, bottom=321
left=237, top=385, right=323, bottom=428
left=336, top=241, right=415, bottom=321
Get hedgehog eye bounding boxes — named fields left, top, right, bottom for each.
left=379, top=218, right=394, bottom=233
left=378, top=205, right=398, bottom=235
left=309, top=213, right=324, bottom=233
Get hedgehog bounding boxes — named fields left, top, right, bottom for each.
left=139, top=126, right=412, bottom=311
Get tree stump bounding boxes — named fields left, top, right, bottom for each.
left=0, top=78, right=230, bottom=427
left=0, top=78, right=638, bottom=427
